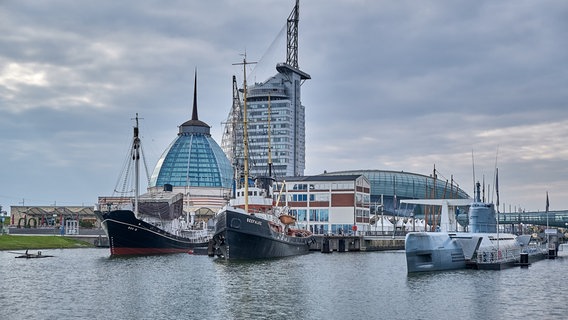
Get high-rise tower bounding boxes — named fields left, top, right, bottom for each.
left=221, top=0, right=310, bottom=179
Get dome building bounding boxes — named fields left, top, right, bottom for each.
left=148, top=72, right=233, bottom=218
left=324, top=169, right=471, bottom=218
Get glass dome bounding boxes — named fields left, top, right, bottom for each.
left=150, top=133, right=233, bottom=189
left=149, top=72, right=233, bottom=189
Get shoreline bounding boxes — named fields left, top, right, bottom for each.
left=0, top=234, right=94, bottom=251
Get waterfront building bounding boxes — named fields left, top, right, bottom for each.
left=274, top=175, right=371, bottom=234
left=9, top=205, right=97, bottom=232
left=147, top=75, right=233, bottom=218
left=324, top=169, right=471, bottom=217
left=98, top=74, right=233, bottom=223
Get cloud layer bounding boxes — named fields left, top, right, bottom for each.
left=1, top=0, right=567, bottom=211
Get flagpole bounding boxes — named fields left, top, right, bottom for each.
left=546, top=191, right=549, bottom=229
left=495, top=168, right=499, bottom=252
left=546, top=191, right=550, bottom=250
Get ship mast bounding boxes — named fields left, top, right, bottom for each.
left=267, top=93, right=273, bottom=178
left=132, top=113, right=141, bottom=217
left=233, top=56, right=256, bottom=213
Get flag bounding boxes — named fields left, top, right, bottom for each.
left=546, top=192, right=549, bottom=213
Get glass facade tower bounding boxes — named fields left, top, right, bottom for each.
left=222, top=63, right=310, bottom=180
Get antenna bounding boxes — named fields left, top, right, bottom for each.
left=491, top=146, right=499, bottom=204
left=471, top=150, right=476, bottom=197
left=286, top=0, right=300, bottom=68
left=496, top=167, right=500, bottom=250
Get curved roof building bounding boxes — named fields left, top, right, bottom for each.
left=325, top=169, right=471, bottom=216
left=149, top=73, right=233, bottom=189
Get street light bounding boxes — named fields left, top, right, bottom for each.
left=53, top=213, right=57, bottom=235
left=1, top=209, right=7, bottom=234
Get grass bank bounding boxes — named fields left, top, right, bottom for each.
left=0, top=235, right=93, bottom=250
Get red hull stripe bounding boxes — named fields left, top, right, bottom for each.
left=111, top=247, right=193, bottom=255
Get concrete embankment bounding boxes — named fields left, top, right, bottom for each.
left=310, top=235, right=405, bottom=253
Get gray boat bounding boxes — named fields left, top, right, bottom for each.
left=405, top=181, right=542, bottom=273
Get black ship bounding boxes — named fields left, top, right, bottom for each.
left=210, top=182, right=314, bottom=260
left=97, top=113, right=211, bottom=256
left=99, top=209, right=210, bottom=256
left=209, top=55, right=314, bottom=260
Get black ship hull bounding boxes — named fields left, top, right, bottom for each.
left=98, top=210, right=209, bottom=256
left=211, top=208, right=314, bottom=260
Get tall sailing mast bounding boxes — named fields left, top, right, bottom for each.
left=233, top=56, right=256, bottom=213
left=132, top=113, right=141, bottom=217
left=267, top=93, right=273, bottom=178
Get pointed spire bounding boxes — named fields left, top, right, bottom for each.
left=192, top=68, right=198, bottom=121
left=178, top=68, right=210, bottom=136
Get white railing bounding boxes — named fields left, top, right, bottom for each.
left=476, top=248, right=520, bottom=264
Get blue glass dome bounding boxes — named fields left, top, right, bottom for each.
left=149, top=73, right=233, bottom=189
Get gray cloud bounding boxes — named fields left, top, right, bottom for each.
left=0, top=0, right=567, bottom=211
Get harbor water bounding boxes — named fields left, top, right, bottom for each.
left=1, top=248, right=566, bottom=320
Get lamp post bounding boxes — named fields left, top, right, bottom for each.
left=1, top=208, right=7, bottom=234
left=53, top=213, right=57, bottom=235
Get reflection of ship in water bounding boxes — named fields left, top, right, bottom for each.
left=405, top=179, right=545, bottom=273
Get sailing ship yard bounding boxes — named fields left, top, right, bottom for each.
left=2, top=1, right=567, bottom=271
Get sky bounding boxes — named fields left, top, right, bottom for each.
left=1, top=0, right=567, bottom=212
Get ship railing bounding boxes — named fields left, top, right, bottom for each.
left=363, top=230, right=409, bottom=237
left=179, top=229, right=214, bottom=242
left=476, top=247, right=521, bottom=264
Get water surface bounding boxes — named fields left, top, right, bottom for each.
left=1, top=248, right=566, bottom=319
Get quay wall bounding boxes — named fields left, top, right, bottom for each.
left=362, top=237, right=405, bottom=251
left=310, top=235, right=405, bottom=252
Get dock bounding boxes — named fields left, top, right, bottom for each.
left=310, top=235, right=405, bottom=253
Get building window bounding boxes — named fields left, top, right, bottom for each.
left=309, top=209, right=329, bottom=222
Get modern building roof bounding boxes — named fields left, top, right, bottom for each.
left=282, top=174, right=364, bottom=182
left=324, top=170, right=471, bottom=200
left=149, top=72, right=233, bottom=189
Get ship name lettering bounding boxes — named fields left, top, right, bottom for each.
left=246, top=218, right=262, bottom=225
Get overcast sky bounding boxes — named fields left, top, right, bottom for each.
left=1, top=0, right=567, bottom=212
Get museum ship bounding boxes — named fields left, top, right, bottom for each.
left=97, top=113, right=211, bottom=256
left=209, top=56, right=314, bottom=260
left=405, top=176, right=544, bottom=272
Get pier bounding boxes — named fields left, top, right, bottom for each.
left=310, top=235, right=405, bottom=253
